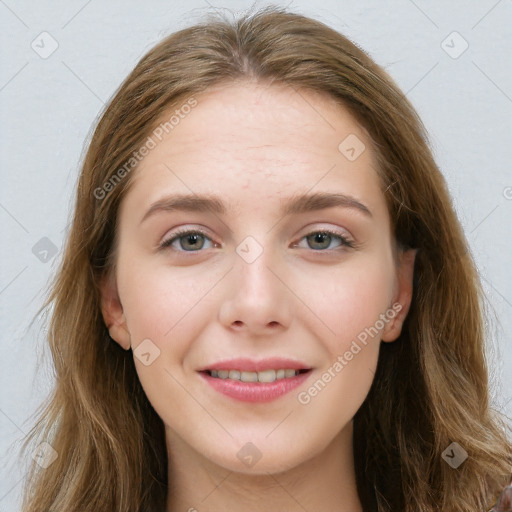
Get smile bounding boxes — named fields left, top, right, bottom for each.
left=206, top=368, right=308, bottom=383
left=198, top=358, right=313, bottom=402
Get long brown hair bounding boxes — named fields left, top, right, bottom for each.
left=19, top=6, right=511, bottom=511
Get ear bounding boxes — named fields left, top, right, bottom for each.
left=381, top=248, right=417, bottom=342
left=99, top=273, right=131, bottom=350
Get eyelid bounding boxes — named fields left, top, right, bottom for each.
left=299, top=223, right=353, bottom=240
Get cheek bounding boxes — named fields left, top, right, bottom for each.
left=298, top=254, right=395, bottom=346
left=116, top=262, right=220, bottom=421
left=117, top=255, right=223, bottom=354
left=293, top=261, right=392, bottom=432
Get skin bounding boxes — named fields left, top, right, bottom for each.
left=101, top=81, right=416, bottom=512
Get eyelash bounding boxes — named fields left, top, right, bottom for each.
left=159, top=227, right=355, bottom=253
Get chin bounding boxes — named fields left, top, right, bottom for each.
left=204, top=437, right=314, bottom=476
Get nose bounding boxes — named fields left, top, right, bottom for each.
left=217, top=241, right=293, bottom=336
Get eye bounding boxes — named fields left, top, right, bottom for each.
left=159, top=228, right=354, bottom=253
left=295, top=229, right=354, bottom=251
left=160, top=228, right=216, bottom=252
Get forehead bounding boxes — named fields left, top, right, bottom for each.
left=123, top=81, right=388, bottom=222
left=148, top=81, right=372, bottom=163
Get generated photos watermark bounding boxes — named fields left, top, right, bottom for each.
left=93, top=97, right=198, bottom=200
left=297, top=302, right=403, bottom=405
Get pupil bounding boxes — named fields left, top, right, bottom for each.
left=310, top=233, right=329, bottom=249
left=184, top=234, right=203, bottom=250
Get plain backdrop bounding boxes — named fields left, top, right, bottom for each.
left=1, top=0, right=511, bottom=509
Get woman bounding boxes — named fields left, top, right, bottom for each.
left=20, top=6, right=511, bottom=511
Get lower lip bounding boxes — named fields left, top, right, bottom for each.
left=198, top=371, right=312, bottom=403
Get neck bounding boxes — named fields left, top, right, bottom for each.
left=165, top=421, right=363, bottom=512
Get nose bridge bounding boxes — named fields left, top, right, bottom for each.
left=218, top=231, right=292, bottom=331
left=234, top=232, right=282, bottom=299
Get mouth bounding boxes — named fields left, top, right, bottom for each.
left=202, top=368, right=311, bottom=383
left=197, top=358, right=313, bottom=402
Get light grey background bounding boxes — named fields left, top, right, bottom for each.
left=1, top=0, right=511, bottom=509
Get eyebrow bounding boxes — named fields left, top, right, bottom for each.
left=140, top=191, right=372, bottom=224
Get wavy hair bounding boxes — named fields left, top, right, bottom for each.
left=19, top=6, right=511, bottom=511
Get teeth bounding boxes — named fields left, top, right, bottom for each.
left=208, top=368, right=303, bottom=383
left=240, top=371, right=258, bottom=382
left=257, top=369, right=276, bottom=383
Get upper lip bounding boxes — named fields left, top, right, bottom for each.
left=197, top=357, right=312, bottom=373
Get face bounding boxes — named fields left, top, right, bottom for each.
left=101, top=81, right=415, bottom=475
